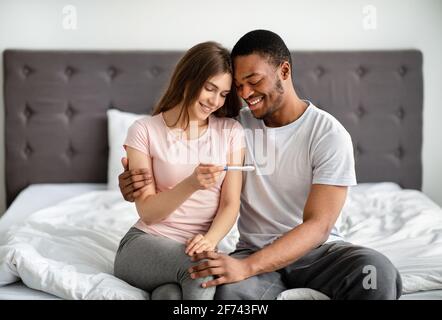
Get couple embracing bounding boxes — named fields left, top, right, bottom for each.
left=113, top=30, right=402, bottom=300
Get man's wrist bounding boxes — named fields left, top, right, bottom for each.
left=242, top=256, right=258, bottom=279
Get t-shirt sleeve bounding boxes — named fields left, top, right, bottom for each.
left=311, top=130, right=357, bottom=186
left=123, top=119, right=150, bottom=156
left=229, top=120, right=246, bottom=154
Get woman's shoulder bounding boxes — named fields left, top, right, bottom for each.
left=131, top=113, right=163, bottom=130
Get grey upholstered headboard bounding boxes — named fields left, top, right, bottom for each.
left=3, top=49, right=423, bottom=206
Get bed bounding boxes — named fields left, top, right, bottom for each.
left=1, top=49, right=441, bottom=300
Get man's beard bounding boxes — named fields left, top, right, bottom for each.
left=256, top=78, right=284, bottom=120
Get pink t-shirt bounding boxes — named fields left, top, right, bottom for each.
left=124, top=113, right=245, bottom=243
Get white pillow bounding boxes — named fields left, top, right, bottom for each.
left=276, top=288, right=330, bottom=300
left=106, top=109, right=150, bottom=190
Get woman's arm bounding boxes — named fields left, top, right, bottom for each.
left=127, top=146, right=195, bottom=225
left=127, top=146, right=224, bottom=225
left=186, top=147, right=245, bottom=255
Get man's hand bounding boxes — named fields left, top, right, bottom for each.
left=188, top=251, right=251, bottom=288
left=118, top=157, right=153, bottom=202
left=185, top=234, right=217, bottom=256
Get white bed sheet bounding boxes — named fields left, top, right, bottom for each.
left=0, top=183, right=441, bottom=300
left=0, top=183, right=106, bottom=300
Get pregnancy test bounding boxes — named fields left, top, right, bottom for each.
left=223, top=165, right=255, bottom=171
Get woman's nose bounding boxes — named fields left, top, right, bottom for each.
left=208, top=93, right=220, bottom=107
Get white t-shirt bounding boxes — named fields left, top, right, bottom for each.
left=237, top=101, right=357, bottom=249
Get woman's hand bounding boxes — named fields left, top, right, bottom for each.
left=186, top=163, right=224, bottom=191
left=185, top=234, right=217, bottom=256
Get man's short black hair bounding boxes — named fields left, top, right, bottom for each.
left=231, top=30, right=292, bottom=67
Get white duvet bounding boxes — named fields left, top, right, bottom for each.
left=341, top=183, right=442, bottom=293
left=0, top=183, right=441, bottom=299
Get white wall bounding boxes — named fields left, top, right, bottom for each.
left=0, top=0, right=441, bottom=212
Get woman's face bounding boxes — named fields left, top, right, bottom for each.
left=189, top=72, right=232, bottom=122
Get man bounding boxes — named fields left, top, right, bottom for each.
left=118, top=30, right=402, bottom=300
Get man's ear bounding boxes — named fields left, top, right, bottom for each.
left=280, top=61, right=291, bottom=80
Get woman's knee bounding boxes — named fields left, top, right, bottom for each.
left=151, top=283, right=182, bottom=300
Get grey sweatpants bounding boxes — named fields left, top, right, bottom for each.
left=215, top=241, right=403, bottom=300
left=114, top=227, right=215, bottom=300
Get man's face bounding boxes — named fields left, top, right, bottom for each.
left=233, top=53, right=285, bottom=120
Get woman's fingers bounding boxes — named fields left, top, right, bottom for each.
left=195, top=243, right=212, bottom=254
left=190, top=164, right=224, bottom=190
left=185, top=234, right=203, bottom=255
left=190, top=241, right=208, bottom=256
left=198, top=165, right=224, bottom=174
left=199, top=172, right=221, bottom=180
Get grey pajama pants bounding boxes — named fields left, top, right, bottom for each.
left=215, top=241, right=403, bottom=300
left=114, top=227, right=214, bottom=300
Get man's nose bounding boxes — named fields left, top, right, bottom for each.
left=239, top=85, right=254, bottom=100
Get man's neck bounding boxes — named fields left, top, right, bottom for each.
left=263, top=93, right=308, bottom=128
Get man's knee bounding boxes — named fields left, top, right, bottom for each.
left=344, top=247, right=402, bottom=300
left=215, top=282, right=248, bottom=300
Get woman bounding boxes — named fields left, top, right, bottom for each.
left=114, top=42, right=245, bottom=300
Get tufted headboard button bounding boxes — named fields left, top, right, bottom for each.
left=315, top=66, right=325, bottom=78
left=65, top=67, right=74, bottom=77
left=107, top=66, right=117, bottom=79
left=356, top=105, right=366, bottom=118
left=24, top=144, right=33, bottom=157
left=398, top=65, right=407, bottom=77
left=355, top=143, right=363, bottom=157
left=396, top=106, right=405, bottom=120
left=148, top=66, right=162, bottom=78
left=23, top=104, right=33, bottom=120
left=356, top=66, right=366, bottom=78
left=395, top=146, right=404, bottom=159
left=22, top=66, right=32, bottom=78
left=65, top=104, right=75, bottom=119
left=66, top=146, right=76, bottom=157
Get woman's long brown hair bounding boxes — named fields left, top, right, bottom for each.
left=152, top=42, right=241, bottom=128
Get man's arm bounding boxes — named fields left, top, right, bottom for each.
left=189, top=184, right=348, bottom=287
left=243, top=184, right=347, bottom=276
